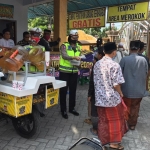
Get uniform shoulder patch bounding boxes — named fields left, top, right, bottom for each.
left=61, top=44, right=66, bottom=51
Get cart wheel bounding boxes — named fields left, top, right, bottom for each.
left=12, top=109, right=40, bottom=138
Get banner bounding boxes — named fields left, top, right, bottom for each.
left=68, top=7, right=106, bottom=29
left=79, top=52, right=93, bottom=77
left=48, top=53, right=94, bottom=77
left=107, top=2, right=148, bottom=23
left=0, top=4, right=14, bottom=18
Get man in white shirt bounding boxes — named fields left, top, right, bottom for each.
left=94, top=42, right=128, bottom=149
left=0, top=29, right=14, bottom=48
left=0, top=29, right=15, bottom=81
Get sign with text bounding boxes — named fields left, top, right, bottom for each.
left=107, top=2, right=148, bottom=23
left=0, top=3, right=14, bottom=18
left=68, top=7, right=106, bottom=29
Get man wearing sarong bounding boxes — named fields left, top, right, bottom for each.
left=120, top=40, right=148, bottom=130
left=94, top=42, right=128, bottom=150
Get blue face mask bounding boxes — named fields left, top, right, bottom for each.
left=112, top=56, right=116, bottom=60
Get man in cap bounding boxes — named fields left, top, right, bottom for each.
left=138, top=41, right=150, bottom=69
left=87, top=46, right=105, bottom=135
left=93, top=38, right=103, bottom=55
left=120, top=40, right=148, bottom=130
left=113, top=43, right=128, bottom=63
left=94, top=42, right=127, bottom=149
left=59, top=30, right=81, bottom=119
left=38, top=29, right=60, bottom=51
left=138, top=41, right=150, bottom=91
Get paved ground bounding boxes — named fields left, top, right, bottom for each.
left=0, top=84, right=150, bottom=150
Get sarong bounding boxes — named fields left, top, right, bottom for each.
left=123, top=97, right=142, bottom=126
left=97, top=103, right=128, bottom=146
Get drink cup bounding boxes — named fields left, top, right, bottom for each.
left=12, top=80, right=17, bottom=89
left=17, top=81, right=24, bottom=91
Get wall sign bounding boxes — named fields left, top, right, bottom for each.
left=107, top=2, right=149, bottom=23
left=0, top=3, right=14, bottom=19
left=68, top=7, right=106, bottom=29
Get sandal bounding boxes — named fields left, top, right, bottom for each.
left=129, top=126, right=135, bottom=130
left=84, top=119, right=92, bottom=125
left=109, top=145, right=124, bottom=150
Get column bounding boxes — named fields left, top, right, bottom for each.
left=53, top=0, right=67, bottom=51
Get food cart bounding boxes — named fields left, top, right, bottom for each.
left=0, top=46, right=66, bottom=138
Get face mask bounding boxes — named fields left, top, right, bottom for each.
left=44, top=35, right=50, bottom=41
left=112, top=51, right=117, bottom=60
left=31, top=37, right=40, bottom=43
left=118, top=48, right=123, bottom=51
left=70, top=39, right=77, bottom=44
left=112, top=56, right=116, bottom=60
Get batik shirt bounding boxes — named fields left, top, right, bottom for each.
left=94, top=56, right=125, bottom=107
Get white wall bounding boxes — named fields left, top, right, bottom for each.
left=0, top=0, right=28, bottom=42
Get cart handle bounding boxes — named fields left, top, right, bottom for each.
left=68, top=137, right=103, bottom=150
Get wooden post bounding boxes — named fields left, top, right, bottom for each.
left=53, top=0, right=67, bottom=51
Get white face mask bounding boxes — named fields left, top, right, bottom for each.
left=118, top=48, right=123, bottom=51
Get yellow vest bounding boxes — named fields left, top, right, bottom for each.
left=59, top=42, right=81, bottom=73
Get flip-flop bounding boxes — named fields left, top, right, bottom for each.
left=90, top=128, right=97, bottom=136
left=129, top=126, right=135, bottom=130
left=109, top=145, right=124, bottom=150
left=84, top=119, right=92, bottom=125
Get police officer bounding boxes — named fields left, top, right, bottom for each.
left=59, top=30, right=81, bottom=119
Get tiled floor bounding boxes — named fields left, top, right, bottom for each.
left=0, top=84, right=150, bottom=150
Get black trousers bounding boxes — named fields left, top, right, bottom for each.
left=59, top=72, right=78, bottom=112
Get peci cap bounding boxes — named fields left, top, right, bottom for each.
left=104, top=42, right=117, bottom=52
left=97, top=38, right=102, bottom=42
left=70, top=30, right=78, bottom=36
left=130, top=40, right=141, bottom=50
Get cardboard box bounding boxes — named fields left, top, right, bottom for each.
left=0, top=92, right=32, bottom=118
left=45, top=86, right=59, bottom=109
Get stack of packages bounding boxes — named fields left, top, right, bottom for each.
left=0, top=46, right=50, bottom=72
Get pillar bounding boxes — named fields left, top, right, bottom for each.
left=148, top=32, right=150, bottom=59
left=148, top=21, right=150, bottom=58
left=53, top=0, right=67, bottom=51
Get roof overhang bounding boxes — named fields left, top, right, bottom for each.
left=28, top=0, right=148, bottom=19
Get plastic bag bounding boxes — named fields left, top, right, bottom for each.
left=121, top=98, right=127, bottom=112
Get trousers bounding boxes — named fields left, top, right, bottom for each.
left=59, top=72, right=78, bottom=112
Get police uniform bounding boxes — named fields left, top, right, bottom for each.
left=59, top=32, right=81, bottom=118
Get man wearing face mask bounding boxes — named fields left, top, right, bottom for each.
left=38, top=29, right=60, bottom=51
left=59, top=30, right=81, bottom=119
left=113, top=43, right=128, bottom=63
